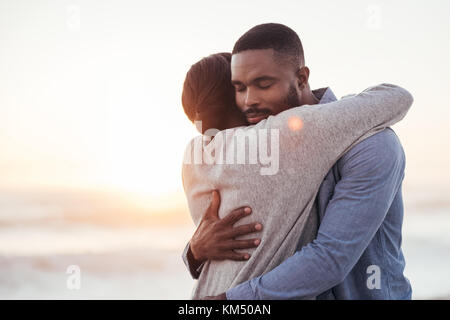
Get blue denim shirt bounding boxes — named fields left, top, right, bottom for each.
left=226, top=88, right=412, bottom=300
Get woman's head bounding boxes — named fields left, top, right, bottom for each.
left=182, top=52, right=247, bottom=134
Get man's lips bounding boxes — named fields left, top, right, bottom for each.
left=246, top=112, right=269, bottom=124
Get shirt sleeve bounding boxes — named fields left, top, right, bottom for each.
left=226, top=129, right=406, bottom=300
left=181, top=241, right=205, bottom=280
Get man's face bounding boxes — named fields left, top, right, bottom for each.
left=231, top=49, right=302, bottom=124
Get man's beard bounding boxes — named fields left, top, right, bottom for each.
left=285, top=83, right=302, bottom=109
left=244, top=83, right=302, bottom=123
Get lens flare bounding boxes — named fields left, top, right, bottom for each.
left=288, top=116, right=303, bottom=131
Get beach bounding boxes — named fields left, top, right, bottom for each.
left=0, top=188, right=449, bottom=300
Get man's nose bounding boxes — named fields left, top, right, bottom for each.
left=245, top=88, right=260, bottom=107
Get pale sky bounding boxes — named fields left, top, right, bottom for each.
left=1, top=0, right=449, bottom=202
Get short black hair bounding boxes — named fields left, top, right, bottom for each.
left=232, top=23, right=304, bottom=68
left=182, top=52, right=235, bottom=123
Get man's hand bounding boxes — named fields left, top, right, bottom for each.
left=190, top=190, right=262, bottom=263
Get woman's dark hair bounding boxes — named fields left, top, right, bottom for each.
left=182, top=52, right=235, bottom=125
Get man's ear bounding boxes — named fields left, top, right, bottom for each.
left=296, top=66, right=310, bottom=90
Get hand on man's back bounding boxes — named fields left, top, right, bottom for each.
left=189, top=190, right=263, bottom=263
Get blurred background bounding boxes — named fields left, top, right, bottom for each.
left=1, top=0, right=449, bottom=299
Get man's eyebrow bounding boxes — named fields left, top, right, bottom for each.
left=231, top=76, right=277, bottom=86
left=252, top=76, right=277, bottom=83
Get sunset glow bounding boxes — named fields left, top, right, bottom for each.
left=0, top=0, right=449, bottom=208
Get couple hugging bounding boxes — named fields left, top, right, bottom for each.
left=180, top=23, right=413, bottom=300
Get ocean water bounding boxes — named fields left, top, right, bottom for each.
left=0, top=188, right=449, bottom=299
left=0, top=189, right=197, bottom=299
left=0, top=223, right=197, bottom=299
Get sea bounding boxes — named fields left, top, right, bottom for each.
left=0, top=186, right=449, bottom=300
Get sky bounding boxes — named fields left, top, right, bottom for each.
left=1, top=0, right=449, bottom=206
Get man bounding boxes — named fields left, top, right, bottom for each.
left=182, top=23, right=412, bottom=299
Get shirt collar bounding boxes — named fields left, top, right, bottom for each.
left=312, top=87, right=337, bottom=104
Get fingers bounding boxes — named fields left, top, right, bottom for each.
left=221, top=238, right=261, bottom=250
left=227, top=223, right=263, bottom=238
left=206, top=190, right=221, bottom=219
left=221, top=206, right=252, bottom=226
left=221, top=251, right=251, bottom=261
